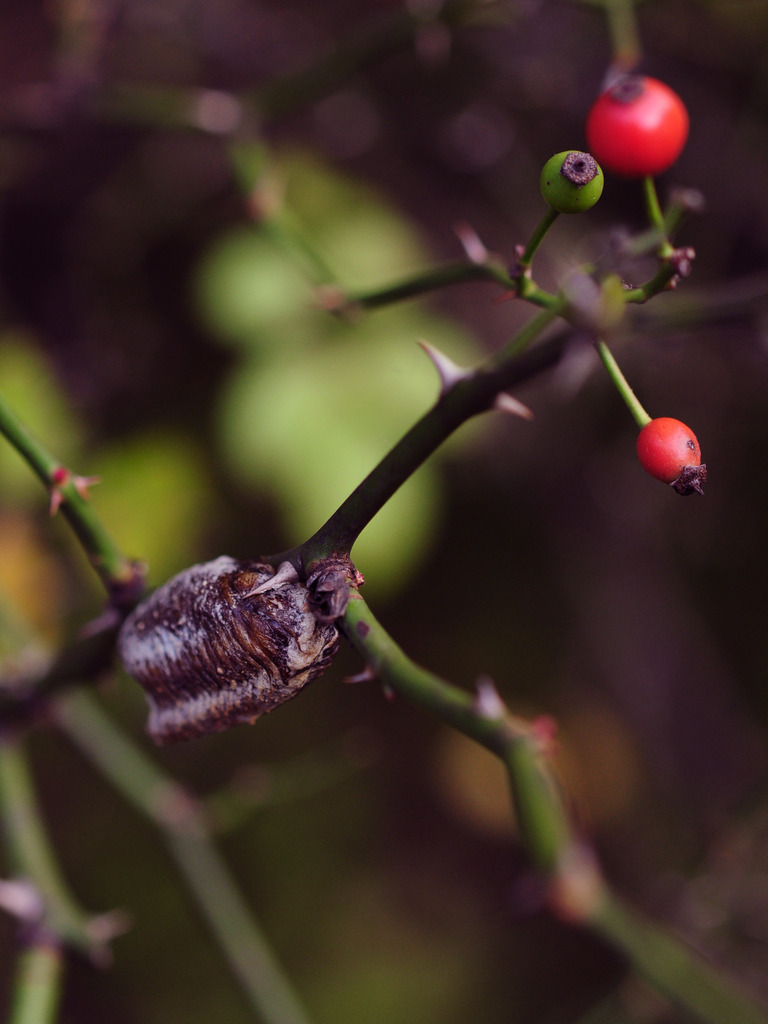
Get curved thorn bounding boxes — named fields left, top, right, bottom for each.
left=474, top=676, right=507, bottom=719
left=494, top=392, right=534, bottom=420
left=454, top=221, right=489, bottom=264
left=343, top=666, right=378, bottom=685
left=418, top=340, right=470, bottom=395
left=244, top=560, right=299, bottom=596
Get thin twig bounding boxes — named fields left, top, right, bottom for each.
left=325, top=259, right=514, bottom=313
left=55, top=691, right=318, bottom=1024
left=295, top=307, right=566, bottom=570
left=0, top=392, right=141, bottom=601
left=7, top=943, right=64, bottom=1024
left=591, top=890, right=768, bottom=1024
left=340, top=591, right=768, bottom=1024
left=595, top=338, right=651, bottom=428
left=0, top=734, right=106, bottom=960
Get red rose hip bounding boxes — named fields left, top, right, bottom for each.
left=586, top=76, right=689, bottom=178
left=636, top=417, right=706, bottom=495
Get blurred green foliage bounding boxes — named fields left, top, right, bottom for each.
left=198, top=150, right=478, bottom=589
left=89, top=431, right=212, bottom=585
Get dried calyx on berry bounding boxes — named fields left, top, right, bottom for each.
left=118, top=556, right=346, bottom=743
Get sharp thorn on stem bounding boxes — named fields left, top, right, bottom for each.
left=244, top=560, right=299, bottom=596
left=494, top=392, right=534, bottom=420
left=74, top=474, right=101, bottom=500
left=417, top=340, right=470, bottom=395
left=85, top=908, right=133, bottom=945
left=49, top=489, right=65, bottom=516
left=453, top=220, right=489, bottom=264
left=343, top=665, right=378, bottom=685
left=474, top=675, right=507, bottom=719
left=0, top=879, right=46, bottom=924
left=315, top=283, right=352, bottom=316
left=78, top=606, right=124, bottom=638
left=48, top=468, right=101, bottom=515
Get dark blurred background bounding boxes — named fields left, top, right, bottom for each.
left=2, top=1, right=768, bottom=1021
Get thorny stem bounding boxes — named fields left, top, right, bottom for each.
left=326, top=259, right=514, bottom=313
left=622, top=261, right=679, bottom=303
left=296, top=306, right=563, bottom=571
left=595, top=338, right=651, bottom=428
left=342, top=591, right=572, bottom=867
left=56, top=691, right=317, bottom=1024
left=0, top=393, right=139, bottom=599
left=590, top=891, right=768, bottom=1024
left=296, top=257, right=672, bottom=570
left=341, top=591, right=768, bottom=1024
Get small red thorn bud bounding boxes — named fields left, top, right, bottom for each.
left=530, top=715, right=559, bottom=757
left=73, top=474, right=101, bottom=501
left=49, top=490, right=65, bottom=516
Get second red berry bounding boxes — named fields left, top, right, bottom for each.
left=636, top=417, right=706, bottom=496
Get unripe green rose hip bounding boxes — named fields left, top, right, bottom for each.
left=540, top=151, right=604, bottom=214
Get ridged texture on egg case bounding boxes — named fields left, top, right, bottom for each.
left=118, top=556, right=340, bottom=743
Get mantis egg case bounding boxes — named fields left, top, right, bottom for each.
left=117, top=556, right=340, bottom=744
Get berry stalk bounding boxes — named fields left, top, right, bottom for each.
left=595, top=339, right=651, bottom=428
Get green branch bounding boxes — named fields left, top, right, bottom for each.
left=342, top=590, right=572, bottom=868
left=642, top=175, right=673, bottom=254
left=56, top=692, right=317, bottom=1024
left=324, top=259, right=514, bottom=313
left=622, top=261, right=679, bottom=304
left=595, top=338, right=651, bottom=427
left=296, top=307, right=564, bottom=570
left=591, top=890, right=768, bottom=1024
left=0, top=392, right=141, bottom=601
left=515, top=208, right=560, bottom=275
left=340, top=590, right=768, bottom=1024
left=7, top=943, right=64, bottom=1024
left=0, top=735, right=112, bottom=961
